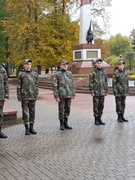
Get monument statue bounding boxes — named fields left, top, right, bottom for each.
left=72, top=0, right=107, bottom=72
left=80, top=0, right=93, bottom=44
left=86, top=20, right=94, bottom=44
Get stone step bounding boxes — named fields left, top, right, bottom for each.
left=75, top=86, right=135, bottom=95
left=37, top=85, right=53, bottom=90
left=9, top=78, right=53, bottom=89
left=9, top=78, right=135, bottom=95
left=38, top=82, right=53, bottom=86
left=3, top=106, right=17, bottom=127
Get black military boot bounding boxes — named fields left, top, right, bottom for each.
left=30, top=124, right=37, bottom=134
left=94, top=117, right=100, bottom=125
left=25, top=124, right=30, bottom=135
left=98, top=116, right=105, bottom=125
left=0, top=127, right=8, bottom=138
left=121, top=113, right=128, bottom=122
left=64, top=118, right=72, bottom=129
left=117, top=113, right=123, bottom=123
left=60, top=119, right=65, bottom=130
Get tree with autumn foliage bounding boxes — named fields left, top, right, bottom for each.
left=2, top=0, right=112, bottom=72
left=95, top=38, right=110, bottom=60
left=3, top=0, right=79, bottom=70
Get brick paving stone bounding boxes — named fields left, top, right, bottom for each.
left=1, top=84, right=135, bottom=180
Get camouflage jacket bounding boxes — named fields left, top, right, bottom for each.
left=89, top=67, right=108, bottom=96
left=112, top=69, right=128, bottom=96
left=17, top=69, right=38, bottom=101
left=0, top=66, right=9, bottom=100
left=53, top=69, right=75, bottom=99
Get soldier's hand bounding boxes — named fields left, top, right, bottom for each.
left=4, top=98, right=8, bottom=102
left=91, top=93, right=94, bottom=97
left=55, top=98, right=60, bottom=102
left=18, top=97, right=22, bottom=101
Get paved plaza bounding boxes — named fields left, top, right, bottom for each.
left=1, top=84, right=135, bottom=180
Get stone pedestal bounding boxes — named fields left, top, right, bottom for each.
left=73, top=44, right=101, bottom=61
left=69, top=44, right=111, bottom=74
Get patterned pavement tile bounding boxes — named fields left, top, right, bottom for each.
left=0, top=84, right=135, bottom=180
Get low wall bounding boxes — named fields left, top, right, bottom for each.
left=69, top=66, right=115, bottom=78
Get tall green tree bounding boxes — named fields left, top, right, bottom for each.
left=129, top=28, right=135, bottom=52
left=0, top=0, right=7, bottom=63
left=108, top=34, right=132, bottom=57
left=129, top=28, right=135, bottom=40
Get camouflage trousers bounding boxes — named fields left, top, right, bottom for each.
left=0, top=100, right=4, bottom=127
left=58, top=98, right=71, bottom=120
left=21, top=100, right=36, bottom=125
left=93, top=96, right=105, bottom=117
left=115, top=96, right=126, bottom=114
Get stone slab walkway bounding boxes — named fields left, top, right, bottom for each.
left=1, top=84, right=135, bottom=180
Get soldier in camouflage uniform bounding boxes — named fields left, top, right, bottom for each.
left=17, top=59, right=38, bottom=135
left=0, top=65, right=9, bottom=138
left=53, top=60, right=75, bottom=130
left=89, top=59, right=108, bottom=125
left=112, top=60, right=128, bottom=122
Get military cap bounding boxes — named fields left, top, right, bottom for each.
left=23, top=59, right=32, bottom=64
left=117, top=60, right=125, bottom=65
left=95, top=58, right=103, bottom=63
left=59, top=60, right=69, bottom=65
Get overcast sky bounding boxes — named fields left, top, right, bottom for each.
left=110, top=0, right=135, bottom=36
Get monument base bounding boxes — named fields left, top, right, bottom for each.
left=68, top=60, right=112, bottom=75
left=69, top=43, right=112, bottom=75
left=73, top=44, right=101, bottom=61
